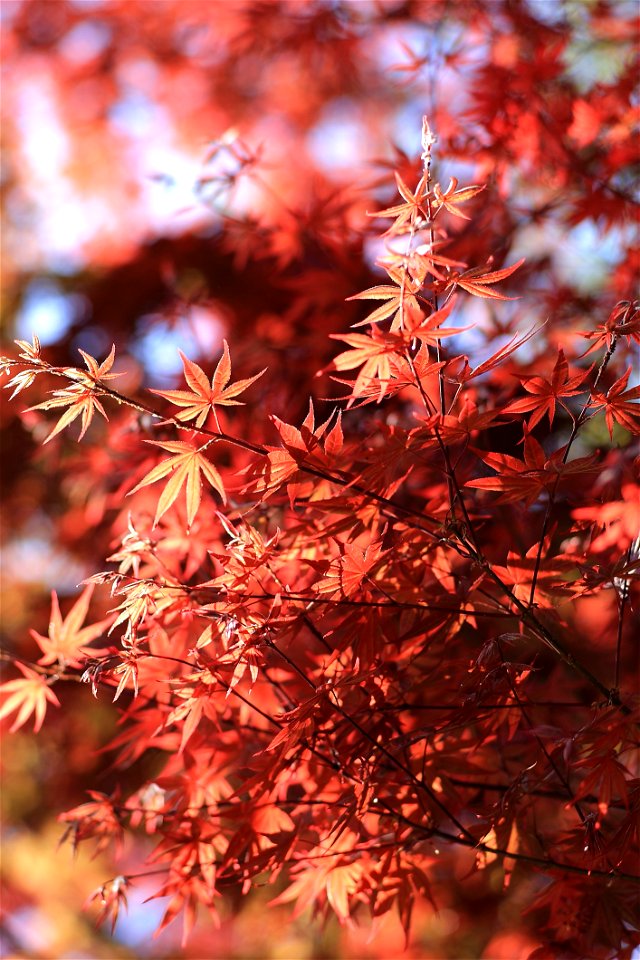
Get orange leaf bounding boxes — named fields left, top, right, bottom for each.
left=129, top=440, right=226, bottom=527
left=151, top=343, right=265, bottom=428
left=0, top=663, right=60, bottom=732
left=32, top=583, right=112, bottom=668
left=454, top=259, right=525, bottom=300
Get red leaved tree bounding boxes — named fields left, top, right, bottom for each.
left=1, top=4, right=638, bottom=959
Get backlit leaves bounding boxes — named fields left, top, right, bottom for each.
left=29, top=345, right=118, bottom=443
left=502, top=349, right=590, bottom=427
left=346, top=284, right=408, bottom=328
left=3, top=334, right=43, bottom=397
left=151, top=342, right=265, bottom=429
left=580, top=301, right=640, bottom=355
left=1, top=96, right=639, bottom=960
left=330, top=328, right=405, bottom=402
left=86, top=876, right=130, bottom=935
left=467, top=433, right=598, bottom=504
left=314, top=536, right=388, bottom=598
left=432, top=178, right=485, bottom=219
left=451, top=259, right=525, bottom=300
left=129, top=439, right=226, bottom=526
left=32, top=583, right=112, bottom=669
left=589, top=367, right=640, bottom=438
left=0, top=663, right=60, bottom=732
left=372, top=172, right=429, bottom=229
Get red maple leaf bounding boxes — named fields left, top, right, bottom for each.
left=467, top=433, right=598, bottom=504
left=449, top=258, right=524, bottom=301
left=589, top=367, right=640, bottom=438
left=152, top=342, right=265, bottom=429
left=129, top=439, right=226, bottom=527
left=31, top=583, right=112, bottom=668
left=0, top=663, right=60, bottom=732
left=29, top=345, right=118, bottom=442
left=502, top=349, right=590, bottom=427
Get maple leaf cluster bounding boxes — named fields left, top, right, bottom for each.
left=1, top=10, right=638, bottom=949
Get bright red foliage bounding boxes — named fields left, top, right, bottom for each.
left=1, top=3, right=638, bottom=959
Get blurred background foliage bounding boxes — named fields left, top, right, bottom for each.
left=0, top=1, right=637, bottom=956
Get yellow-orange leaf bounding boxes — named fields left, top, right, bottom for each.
left=32, top=583, right=112, bottom=668
left=151, top=343, right=265, bottom=428
left=129, top=440, right=226, bottom=527
left=454, top=259, right=525, bottom=300
left=0, top=663, right=60, bottom=732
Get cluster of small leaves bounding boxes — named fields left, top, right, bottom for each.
left=1, top=119, right=639, bottom=959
